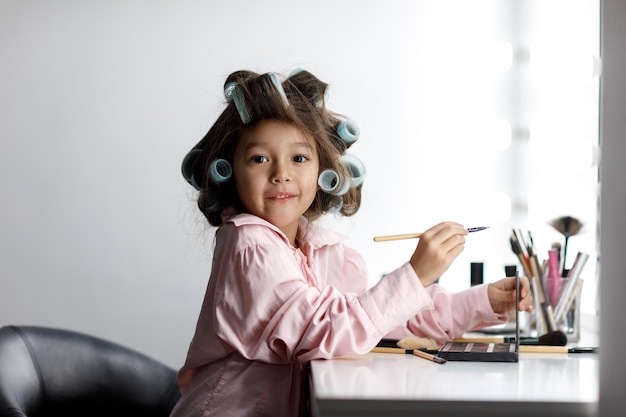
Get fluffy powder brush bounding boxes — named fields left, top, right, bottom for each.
left=548, top=215, right=583, bottom=277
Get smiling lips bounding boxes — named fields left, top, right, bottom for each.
left=268, top=193, right=296, bottom=201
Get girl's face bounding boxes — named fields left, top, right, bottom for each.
left=232, top=119, right=320, bottom=246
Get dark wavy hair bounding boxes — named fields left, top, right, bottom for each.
left=183, top=69, right=363, bottom=227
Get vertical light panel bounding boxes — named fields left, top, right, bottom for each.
left=404, top=0, right=600, bottom=305
left=525, top=0, right=600, bottom=315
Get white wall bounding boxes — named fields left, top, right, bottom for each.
left=0, top=0, right=501, bottom=367
left=0, top=0, right=603, bottom=373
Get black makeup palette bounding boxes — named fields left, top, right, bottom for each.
left=437, top=273, right=520, bottom=362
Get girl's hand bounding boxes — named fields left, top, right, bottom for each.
left=409, top=222, right=468, bottom=287
left=488, top=276, right=534, bottom=314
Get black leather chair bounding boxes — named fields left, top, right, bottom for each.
left=0, top=325, right=180, bottom=417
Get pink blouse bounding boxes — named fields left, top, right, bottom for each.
left=169, top=214, right=505, bottom=417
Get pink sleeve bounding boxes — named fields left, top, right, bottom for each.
left=384, top=283, right=508, bottom=345
left=215, top=243, right=433, bottom=363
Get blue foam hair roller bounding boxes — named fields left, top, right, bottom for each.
left=268, top=72, right=288, bottom=106
left=289, top=67, right=305, bottom=77
left=181, top=149, right=202, bottom=191
left=318, top=169, right=339, bottom=192
left=230, top=85, right=252, bottom=124
left=209, top=158, right=233, bottom=183
left=341, top=154, right=366, bottom=187
left=318, top=169, right=350, bottom=196
left=224, top=81, right=238, bottom=100
left=337, top=120, right=360, bottom=143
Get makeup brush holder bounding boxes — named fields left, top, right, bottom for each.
left=555, top=277, right=583, bottom=343
left=525, top=278, right=544, bottom=337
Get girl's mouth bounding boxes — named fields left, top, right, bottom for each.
left=268, top=193, right=295, bottom=201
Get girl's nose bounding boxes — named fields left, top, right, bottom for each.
left=271, top=162, right=292, bottom=183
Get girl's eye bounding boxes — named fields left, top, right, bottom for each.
left=252, top=155, right=268, bottom=163
left=293, top=155, right=308, bottom=163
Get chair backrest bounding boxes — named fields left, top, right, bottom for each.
left=0, top=325, right=180, bottom=417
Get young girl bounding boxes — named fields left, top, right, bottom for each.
left=170, top=69, right=532, bottom=417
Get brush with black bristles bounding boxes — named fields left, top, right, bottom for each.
left=548, top=215, right=584, bottom=277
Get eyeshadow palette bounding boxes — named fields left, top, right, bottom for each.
left=437, top=274, right=520, bottom=362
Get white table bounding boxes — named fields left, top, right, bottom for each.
left=310, top=350, right=598, bottom=417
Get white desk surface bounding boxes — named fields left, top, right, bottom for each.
left=310, top=346, right=598, bottom=417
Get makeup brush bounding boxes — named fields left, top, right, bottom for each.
left=452, top=330, right=567, bottom=346
left=373, top=226, right=488, bottom=242
left=369, top=346, right=448, bottom=364
left=387, top=337, right=439, bottom=350
left=394, top=337, right=596, bottom=354
left=509, top=232, right=531, bottom=278
left=418, top=346, right=596, bottom=354
left=518, top=345, right=597, bottom=354
left=551, top=241, right=562, bottom=266
left=373, top=338, right=446, bottom=364
left=548, top=215, right=584, bottom=277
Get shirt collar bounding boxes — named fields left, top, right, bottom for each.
left=226, top=213, right=346, bottom=250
